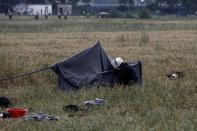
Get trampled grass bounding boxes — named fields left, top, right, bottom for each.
left=0, top=16, right=197, bottom=131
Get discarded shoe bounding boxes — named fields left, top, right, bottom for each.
left=84, top=98, right=107, bottom=106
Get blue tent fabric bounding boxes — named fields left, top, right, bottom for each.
left=51, top=42, right=142, bottom=90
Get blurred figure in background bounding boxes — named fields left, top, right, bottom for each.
left=86, top=12, right=90, bottom=18
left=57, top=12, right=61, bottom=19
left=64, top=12, right=67, bottom=20
left=45, top=13, right=48, bottom=19
left=8, top=11, right=12, bottom=20
left=35, top=12, right=39, bottom=20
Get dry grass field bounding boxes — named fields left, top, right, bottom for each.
left=0, top=16, right=197, bottom=131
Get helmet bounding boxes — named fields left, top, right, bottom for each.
left=110, top=57, right=124, bottom=68
left=115, top=57, right=124, bottom=67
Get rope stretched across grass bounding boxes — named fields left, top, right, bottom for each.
left=0, top=66, right=52, bottom=82
left=0, top=66, right=115, bottom=82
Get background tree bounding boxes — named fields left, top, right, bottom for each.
left=156, top=0, right=178, bottom=7
left=119, top=0, right=133, bottom=11
left=119, top=0, right=133, bottom=6
left=181, top=0, right=197, bottom=13
left=165, top=0, right=178, bottom=6
left=68, top=0, right=80, bottom=7
left=156, top=0, right=179, bottom=13
left=0, top=0, right=18, bottom=13
left=24, top=0, right=46, bottom=4
left=81, top=0, right=91, bottom=4
left=81, top=0, right=92, bottom=12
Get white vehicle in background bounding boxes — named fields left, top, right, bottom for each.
left=97, top=12, right=109, bottom=18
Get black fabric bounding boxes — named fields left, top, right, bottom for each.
left=3, top=112, right=11, bottom=118
left=51, top=42, right=142, bottom=90
left=0, top=97, right=11, bottom=108
left=63, top=104, right=80, bottom=112
left=128, top=61, right=143, bottom=85
left=116, top=62, right=137, bottom=86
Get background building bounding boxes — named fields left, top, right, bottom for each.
left=26, top=4, right=52, bottom=15
left=14, top=4, right=52, bottom=15
left=57, top=4, right=72, bottom=15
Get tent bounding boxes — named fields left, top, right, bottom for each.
left=51, top=42, right=142, bottom=90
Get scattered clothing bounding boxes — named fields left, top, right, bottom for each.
left=0, top=97, right=11, bottom=108
left=84, top=98, right=107, bottom=106
left=23, top=112, right=59, bottom=121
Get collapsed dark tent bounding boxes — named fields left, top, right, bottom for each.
left=51, top=42, right=142, bottom=90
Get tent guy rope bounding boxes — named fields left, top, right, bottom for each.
left=0, top=66, right=52, bottom=82
left=0, top=66, right=114, bottom=82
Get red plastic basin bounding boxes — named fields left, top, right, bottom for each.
left=6, top=108, right=28, bottom=118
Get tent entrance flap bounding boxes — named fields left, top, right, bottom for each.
left=51, top=42, right=142, bottom=90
